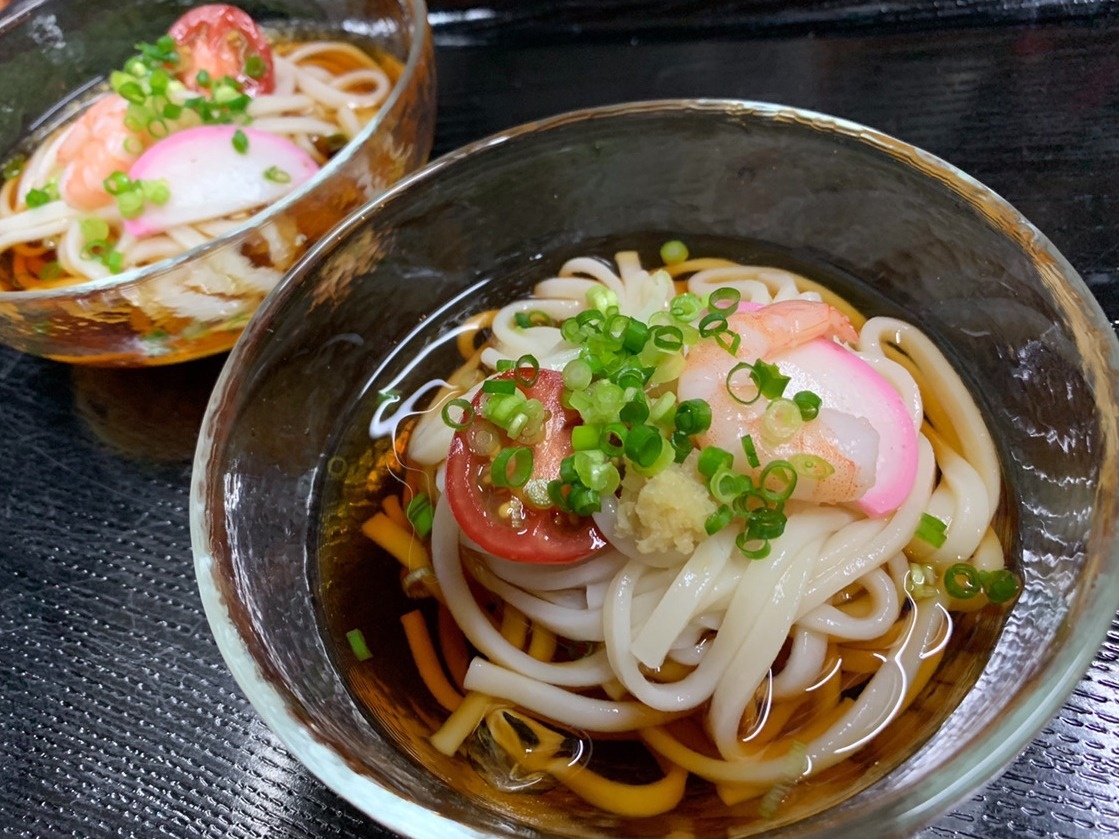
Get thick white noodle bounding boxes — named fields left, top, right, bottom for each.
left=431, top=496, right=614, bottom=688
left=402, top=251, right=1003, bottom=790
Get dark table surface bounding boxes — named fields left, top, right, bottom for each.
left=2, top=2, right=1119, bottom=837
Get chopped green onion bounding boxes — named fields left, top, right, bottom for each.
left=574, top=450, right=620, bottom=493
left=244, top=53, right=267, bottom=79
left=566, top=483, right=601, bottom=516
left=405, top=492, right=434, bottom=538
left=571, top=424, right=601, bottom=451
left=80, top=217, right=110, bottom=243
left=714, top=330, right=742, bottom=355
left=660, top=240, right=689, bottom=265
left=674, top=399, right=712, bottom=435
left=116, top=189, right=145, bottom=219
left=651, top=325, right=684, bottom=351
left=725, top=362, right=761, bottom=405
left=751, top=360, right=791, bottom=400
left=601, top=423, right=628, bottom=457
left=513, top=312, right=533, bottom=328
left=140, top=178, right=170, bottom=205
left=232, top=128, right=249, bottom=154
left=104, top=171, right=131, bottom=195
left=264, top=165, right=292, bottom=184
left=482, top=378, right=517, bottom=395
left=624, top=425, right=664, bottom=469
left=670, top=430, right=692, bottom=463
left=441, top=398, right=474, bottom=430
left=980, top=568, right=1021, bottom=604
left=37, top=261, right=63, bottom=280
left=705, top=505, right=733, bottom=535
left=670, top=292, right=703, bottom=322
left=491, top=447, right=534, bottom=488
left=697, top=445, right=734, bottom=478
left=563, top=358, right=593, bottom=391
left=513, top=355, right=540, bottom=386
left=346, top=628, right=373, bottom=661
left=745, top=507, right=787, bottom=541
left=736, top=532, right=771, bottom=560
left=789, top=453, right=835, bottom=480
left=619, top=398, right=649, bottom=426
left=758, top=460, right=797, bottom=503
left=943, top=563, right=982, bottom=599
left=25, top=187, right=52, bottom=208
left=914, top=513, right=949, bottom=548
left=793, top=390, right=822, bottom=421
left=739, top=435, right=759, bottom=470
left=761, top=398, right=803, bottom=442
left=709, top=469, right=748, bottom=504
left=698, top=312, right=728, bottom=337
left=195, top=69, right=212, bottom=88
left=906, top=562, right=938, bottom=600
left=707, top=287, right=741, bottom=314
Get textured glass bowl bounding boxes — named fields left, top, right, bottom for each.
left=192, top=100, right=1119, bottom=837
left=0, top=0, right=434, bottom=366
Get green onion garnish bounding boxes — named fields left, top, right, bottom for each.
left=793, top=390, right=822, bottom=420
left=741, top=434, right=760, bottom=469
left=346, top=628, right=373, bottom=661
left=492, top=447, right=534, bottom=488
left=750, top=360, right=791, bottom=400
left=980, top=569, right=1021, bottom=604
left=264, top=165, right=292, bottom=184
left=707, top=287, right=741, bottom=314
left=482, top=378, right=517, bottom=396
left=405, top=492, right=434, bottom=538
left=705, top=505, right=733, bottom=535
left=624, top=425, right=664, bottom=469
left=571, top=424, right=601, bottom=451
left=651, top=325, right=684, bottom=352
left=943, top=563, right=982, bottom=599
left=914, top=513, right=949, bottom=548
left=698, top=313, right=728, bottom=337
left=669, top=292, right=703, bottom=322
left=441, top=398, right=474, bottom=430
left=244, top=53, right=267, bottom=79
left=758, top=460, right=797, bottom=503
left=697, top=445, right=734, bottom=478
left=232, top=128, right=249, bottom=154
left=514, top=355, right=540, bottom=387
left=660, top=240, right=689, bottom=265
left=25, top=187, right=53, bottom=208
left=789, top=453, right=835, bottom=480
left=674, top=399, right=712, bottom=436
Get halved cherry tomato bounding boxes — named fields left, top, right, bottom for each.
left=445, top=369, right=607, bottom=564
left=169, top=4, right=275, bottom=95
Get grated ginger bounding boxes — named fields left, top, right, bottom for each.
left=615, top=456, right=717, bottom=555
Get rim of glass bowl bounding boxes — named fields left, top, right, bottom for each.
left=193, top=98, right=1119, bottom=838
left=0, top=0, right=430, bottom=303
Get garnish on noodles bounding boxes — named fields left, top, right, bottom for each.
left=0, top=4, right=396, bottom=292
left=357, top=242, right=1020, bottom=818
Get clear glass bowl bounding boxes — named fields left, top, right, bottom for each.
left=0, top=0, right=434, bottom=366
left=191, top=100, right=1119, bottom=837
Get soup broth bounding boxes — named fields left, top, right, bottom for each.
left=315, top=233, right=1016, bottom=836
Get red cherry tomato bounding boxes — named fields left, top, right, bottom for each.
left=445, top=369, right=607, bottom=564
left=169, top=4, right=275, bottom=95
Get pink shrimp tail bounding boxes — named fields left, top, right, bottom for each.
left=56, top=95, right=141, bottom=211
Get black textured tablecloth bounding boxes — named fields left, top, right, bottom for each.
left=3, top=3, right=1119, bottom=837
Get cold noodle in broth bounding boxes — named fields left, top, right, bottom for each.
left=0, top=4, right=399, bottom=301
left=335, top=241, right=1019, bottom=827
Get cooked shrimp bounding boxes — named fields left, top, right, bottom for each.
left=677, top=299, right=880, bottom=505
left=55, top=95, right=143, bottom=211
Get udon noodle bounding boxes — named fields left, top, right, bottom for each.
left=0, top=11, right=393, bottom=292
left=358, top=245, right=1016, bottom=818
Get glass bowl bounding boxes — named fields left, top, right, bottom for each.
left=0, top=0, right=434, bottom=366
left=191, top=100, right=1119, bottom=837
